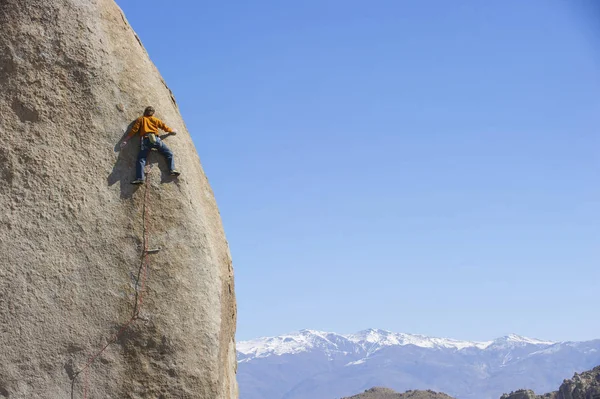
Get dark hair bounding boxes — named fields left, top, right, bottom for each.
left=144, top=106, right=155, bottom=116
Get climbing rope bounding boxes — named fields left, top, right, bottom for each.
left=71, top=165, right=154, bottom=399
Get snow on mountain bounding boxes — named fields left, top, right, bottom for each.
left=236, top=330, right=600, bottom=399
left=345, top=328, right=493, bottom=352
left=237, top=328, right=554, bottom=361
left=487, top=333, right=555, bottom=349
left=236, top=329, right=355, bottom=361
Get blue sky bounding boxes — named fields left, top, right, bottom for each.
left=116, top=0, right=600, bottom=343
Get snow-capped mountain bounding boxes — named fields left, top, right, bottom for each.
left=236, top=329, right=600, bottom=399
left=237, top=328, right=555, bottom=361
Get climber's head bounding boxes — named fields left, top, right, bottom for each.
left=144, top=106, right=155, bottom=116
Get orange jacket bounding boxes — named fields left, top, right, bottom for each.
left=126, top=115, right=173, bottom=140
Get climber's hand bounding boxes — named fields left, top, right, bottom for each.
left=170, top=130, right=177, bottom=136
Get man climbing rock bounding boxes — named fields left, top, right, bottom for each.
left=121, top=106, right=181, bottom=184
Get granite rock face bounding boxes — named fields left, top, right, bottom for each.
left=555, top=366, right=600, bottom=399
left=0, top=0, right=237, bottom=398
left=501, top=366, right=600, bottom=399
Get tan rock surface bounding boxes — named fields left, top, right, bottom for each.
left=0, top=0, right=237, bottom=398
left=341, top=387, right=456, bottom=399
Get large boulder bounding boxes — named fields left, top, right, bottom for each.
left=0, top=0, right=237, bottom=398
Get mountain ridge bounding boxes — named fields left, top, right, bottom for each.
left=237, top=328, right=557, bottom=361
left=237, top=328, right=600, bottom=399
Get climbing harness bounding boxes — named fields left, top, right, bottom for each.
left=71, top=164, right=157, bottom=399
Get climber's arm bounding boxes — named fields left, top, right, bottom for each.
left=156, top=118, right=174, bottom=134
left=120, top=117, right=141, bottom=148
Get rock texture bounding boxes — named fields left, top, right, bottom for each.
left=0, top=1, right=237, bottom=398
left=501, top=366, right=600, bottom=399
left=501, top=390, right=540, bottom=399
left=341, top=387, right=456, bottom=399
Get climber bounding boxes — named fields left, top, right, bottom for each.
left=120, top=106, right=181, bottom=184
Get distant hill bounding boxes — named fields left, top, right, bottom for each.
left=340, top=387, right=456, bottom=399
left=341, top=365, right=600, bottom=399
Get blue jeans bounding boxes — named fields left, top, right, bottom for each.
left=136, top=136, right=175, bottom=180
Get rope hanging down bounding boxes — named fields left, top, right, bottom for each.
left=70, top=165, right=155, bottom=399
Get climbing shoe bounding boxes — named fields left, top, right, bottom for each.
left=169, top=169, right=181, bottom=176
left=131, top=179, right=145, bottom=185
